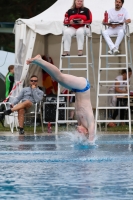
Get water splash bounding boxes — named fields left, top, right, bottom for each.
left=63, top=131, right=97, bottom=149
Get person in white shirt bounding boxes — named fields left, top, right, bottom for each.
left=108, top=67, right=132, bottom=127
left=102, top=0, right=131, bottom=55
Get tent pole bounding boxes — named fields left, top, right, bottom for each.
left=44, top=34, right=49, bottom=56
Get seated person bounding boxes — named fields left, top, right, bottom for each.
left=62, top=0, right=92, bottom=56
left=42, top=55, right=58, bottom=95
left=102, top=0, right=131, bottom=55
left=108, top=67, right=132, bottom=127
left=3, top=75, right=44, bottom=134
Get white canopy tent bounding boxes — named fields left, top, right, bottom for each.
left=15, top=0, right=133, bottom=35
left=14, top=0, right=133, bottom=107
left=0, top=50, right=15, bottom=77
left=0, top=50, right=15, bottom=101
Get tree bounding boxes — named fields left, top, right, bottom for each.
left=0, top=0, right=57, bottom=52
left=0, top=0, right=57, bottom=21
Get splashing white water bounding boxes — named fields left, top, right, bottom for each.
left=64, top=131, right=96, bottom=146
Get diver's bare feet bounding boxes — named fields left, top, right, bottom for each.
left=26, top=55, right=42, bottom=65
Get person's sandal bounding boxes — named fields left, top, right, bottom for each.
left=120, top=122, right=125, bottom=126
left=19, top=127, right=25, bottom=135
left=62, top=52, right=70, bottom=56
left=3, top=109, right=12, bottom=115
left=107, top=122, right=116, bottom=127
left=78, top=50, right=83, bottom=56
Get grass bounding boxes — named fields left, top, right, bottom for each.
left=100, top=123, right=133, bottom=132
left=0, top=122, right=132, bottom=134
left=0, top=123, right=75, bottom=134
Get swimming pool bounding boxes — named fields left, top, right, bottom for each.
left=0, top=133, right=133, bottom=199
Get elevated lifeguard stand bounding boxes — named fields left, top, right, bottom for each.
left=55, top=25, right=96, bottom=133
left=95, top=24, right=133, bottom=137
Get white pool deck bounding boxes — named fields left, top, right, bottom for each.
left=0, top=131, right=130, bottom=136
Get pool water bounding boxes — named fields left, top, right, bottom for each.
left=0, top=133, right=133, bottom=199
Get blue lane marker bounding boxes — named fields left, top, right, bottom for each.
left=96, top=140, right=133, bottom=145
left=0, top=151, right=76, bottom=155
left=0, top=156, right=133, bottom=163
left=0, top=141, right=73, bottom=145
left=0, top=140, right=132, bottom=146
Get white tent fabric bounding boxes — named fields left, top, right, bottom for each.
left=14, top=0, right=133, bottom=107
left=16, top=0, right=133, bottom=35
left=0, top=73, right=5, bottom=101
left=0, top=50, right=15, bottom=76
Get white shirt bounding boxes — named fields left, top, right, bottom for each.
left=109, top=75, right=127, bottom=93
left=108, top=7, right=130, bottom=23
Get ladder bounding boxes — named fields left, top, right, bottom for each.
left=95, top=24, right=133, bottom=137
left=55, top=25, right=96, bottom=133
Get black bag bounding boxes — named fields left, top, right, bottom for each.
left=0, top=104, right=5, bottom=127
left=119, top=98, right=127, bottom=107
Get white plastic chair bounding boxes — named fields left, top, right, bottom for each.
left=24, top=101, right=44, bottom=134
left=0, top=101, right=44, bottom=134
left=0, top=102, right=18, bottom=133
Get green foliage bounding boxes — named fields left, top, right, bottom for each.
left=0, top=0, right=57, bottom=21
left=0, top=34, right=15, bottom=52
left=0, top=0, right=57, bottom=52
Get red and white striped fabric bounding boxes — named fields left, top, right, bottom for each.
left=3, top=81, right=21, bottom=102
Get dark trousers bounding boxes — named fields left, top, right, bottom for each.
left=112, top=98, right=127, bottom=120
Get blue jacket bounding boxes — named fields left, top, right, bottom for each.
left=13, top=87, right=44, bottom=105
